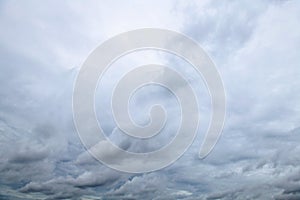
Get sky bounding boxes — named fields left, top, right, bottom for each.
left=0, top=0, right=300, bottom=199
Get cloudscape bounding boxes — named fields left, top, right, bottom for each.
left=1, top=0, right=300, bottom=199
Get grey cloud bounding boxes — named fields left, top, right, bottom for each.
left=182, top=1, right=270, bottom=63
left=9, top=144, right=48, bottom=163
left=1, top=0, right=300, bottom=199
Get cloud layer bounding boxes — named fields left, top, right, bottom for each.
left=1, top=0, right=300, bottom=199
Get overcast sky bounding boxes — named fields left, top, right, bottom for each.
left=1, top=0, right=300, bottom=199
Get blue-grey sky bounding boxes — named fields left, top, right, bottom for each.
left=1, top=0, right=300, bottom=199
